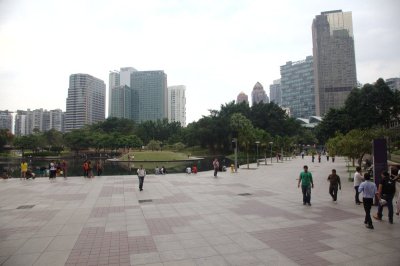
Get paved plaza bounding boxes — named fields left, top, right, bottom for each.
left=0, top=156, right=399, bottom=266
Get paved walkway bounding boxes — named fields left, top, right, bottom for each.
left=0, top=157, right=399, bottom=266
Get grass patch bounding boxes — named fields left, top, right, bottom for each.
left=123, top=151, right=189, bottom=161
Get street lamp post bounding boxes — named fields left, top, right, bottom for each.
left=255, top=141, right=260, bottom=167
left=269, top=142, right=273, bottom=163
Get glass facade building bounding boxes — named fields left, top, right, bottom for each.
left=312, top=10, right=357, bottom=116
left=168, top=85, right=186, bottom=127
left=65, top=74, right=106, bottom=132
left=280, top=56, right=315, bottom=118
left=131, top=71, right=168, bottom=122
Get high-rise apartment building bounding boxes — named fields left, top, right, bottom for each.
left=281, top=56, right=315, bottom=118
left=131, top=71, right=168, bottom=122
left=386, top=78, right=400, bottom=91
left=65, top=74, right=106, bottom=132
left=168, top=85, right=186, bottom=127
left=269, top=79, right=282, bottom=105
left=251, top=82, right=269, bottom=105
left=0, top=111, right=13, bottom=131
left=49, top=109, right=64, bottom=132
left=236, top=92, right=249, bottom=105
left=312, top=10, right=357, bottom=116
left=14, top=109, right=64, bottom=135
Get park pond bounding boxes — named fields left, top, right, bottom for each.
left=0, top=156, right=235, bottom=178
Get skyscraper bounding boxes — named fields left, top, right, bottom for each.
left=312, top=10, right=357, bottom=116
left=236, top=92, right=249, bottom=105
left=110, top=85, right=137, bottom=120
left=65, top=74, right=106, bottom=132
left=0, top=111, right=13, bottom=131
left=269, top=79, right=282, bottom=105
left=168, top=85, right=186, bottom=127
left=251, top=82, right=269, bottom=105
left=108, top=70, right=120, bottom=117
left=281, top=56, right=315, bottom=118
left=108, top=67, right=137, bottom=117
left=131, top=71, right=168, bottom=122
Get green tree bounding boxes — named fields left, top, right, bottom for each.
left=230, top=113, right=256, bottom=168
left=0, top=129, right=13, bottom=152
left=147, top=140, right=162, bottom=151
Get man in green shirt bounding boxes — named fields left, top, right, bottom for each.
left=298, top=165, right=314, bottom=206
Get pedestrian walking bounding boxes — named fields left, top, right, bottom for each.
left=49, top=161, right=57, bottom=179
left=327, top=169, right=341, bottom=203
left=358, top=173, right=377, bottom=229
left=61, top=160, right=67, bottom=178
left=393, top=166, right=400, bottom=216
left=87, top=161, right=93, bottom=178
left=298, top=165, right=314, bottom=206
left=137, top=165, right=146, bottom=191
left=311, top=154, right=315, bottom=163
left=374, top=171, right=396, bottom=224
left=301, top=151, right=305, bottom=159
left=83, top=160, right=89, bottom=177
left=318, top=153, right=321, bottom=163
left=353, top=166, right=363, bottom=205
left=213, top=158, right=219, bottom=177
left=96, top=160, right=103, bottom=176
left=326, top=152, right=329, bottom=162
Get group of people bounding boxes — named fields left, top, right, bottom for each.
left=186, top=165, right=198, bottom=174
left=20, top=159, right=67, bottom=180
left=298, top=164, right=400, bottom=230
left=154, top=166, right=167, bottom=175
left=82, top=160, right=103, bottom=178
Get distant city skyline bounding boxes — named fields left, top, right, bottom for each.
left=0, top=0, right=399, bottom=124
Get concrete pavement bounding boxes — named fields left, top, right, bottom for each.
left=0, top=156, right=399, bottom=266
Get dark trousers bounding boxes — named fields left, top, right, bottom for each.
left=363, top=197, right=373, bottom=226
left=354, top=186, right=361, bottom=203
left=329, top=185, right=338, bottom=201
left=138, top=176, right=144, bottom=190
left=301, top=185, right=311, bottom=204
left=377, top=194, right=394, bottom=222
left=214, top=168, right=218, bottom=177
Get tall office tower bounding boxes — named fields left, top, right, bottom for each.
left=386, top=78, right=400, bottom=91
left=251, top=82, right=269, bottom=105
left=108, top=67, right=137, bottom=117
left=120, top=67, right=137, bottom=87
left=49, top=109, right=64, bottom=132
left=0, top=111, right=13, bottom=131
left=269, top=79, right=282, bottom=105
left=168, top=85, right=186, bottom=127
left=65, top=74, right=106, bottom=132
left=236, top=92, right=249, bottom=104
left=312, top=10, right=357, bottom=116
left=281, top=56, right=315, bottom=118
left=131, top=71, right=167, bottom=122
left=110, top=85, right=135, bottom=120
left=108, top=70, right=120, bottom=117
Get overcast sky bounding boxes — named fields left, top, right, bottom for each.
left=0, top=0, right=399, bottom=124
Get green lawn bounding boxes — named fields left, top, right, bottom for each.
left=122, top=151, right=190, bottom=161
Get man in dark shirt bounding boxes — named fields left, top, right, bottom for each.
left=374, top=171, right=396, bottom=224
left=327, top=169, right=341, bottom=203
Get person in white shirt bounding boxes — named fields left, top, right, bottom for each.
left=354, top=166, right=363, bottom=205
left=137, top=165, right=146, bottom=191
